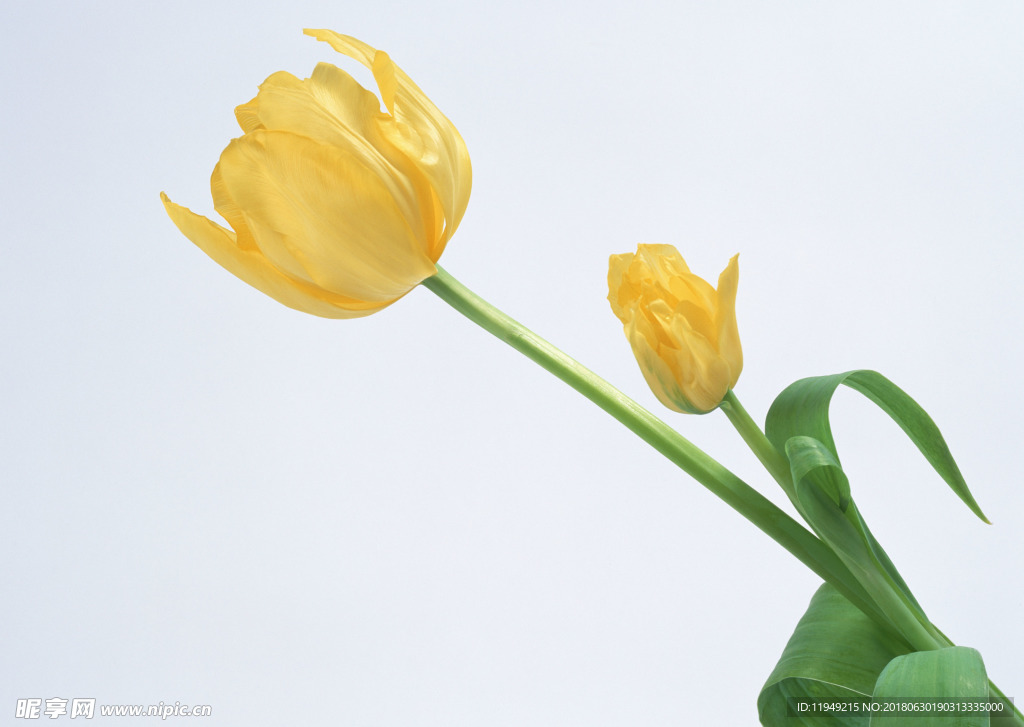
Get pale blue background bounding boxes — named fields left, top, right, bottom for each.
left=2, top=1, right=1022, bottom=724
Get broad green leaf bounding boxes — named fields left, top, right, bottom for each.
left=869, top=647, right=989, bottom=726
left=766, top=370, right=988, bottom=523
left=759, top=583, right=912, bottom=727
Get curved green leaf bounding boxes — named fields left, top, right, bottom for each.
left=759, top=583, right=912, bottom=727
left=869, top=647, right=989, bottom=726
left=786, top=435, right=924, bottom=618
left=766, top=370, right=988, bottom=523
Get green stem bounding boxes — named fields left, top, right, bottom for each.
left=421, top=266, right=884, bottom=627
left=719, top=391, right=793, bottom=495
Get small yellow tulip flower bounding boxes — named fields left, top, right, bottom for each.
left=161, top=30, right=471, bottom=318
left=608, top=246, right=742, bottom=414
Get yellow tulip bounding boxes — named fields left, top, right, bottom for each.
left=161, top=30, right=471, bottom=318
left=608, top=246, right=742, bottom=414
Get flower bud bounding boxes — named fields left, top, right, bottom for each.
left=162, top=30, right=471, bottom=318
left=608, top=245, right=742, bottom=414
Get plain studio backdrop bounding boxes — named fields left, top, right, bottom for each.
left=2, top=1, right=1021, bottom=724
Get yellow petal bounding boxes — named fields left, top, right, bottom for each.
left=161, top=193, right=390, bottom=318
left=667, top=315, right=732, bottom=411
left=210, top=165, right=257, bottom=252
left=625, top=316, right=690, bottom=414
left=674, top=298, right=717, bottom=343
left=371, top=50, right=399, bottom=115
left=234, top=97, right=264, bottom=134
left=715, top=255, right=742, bottom=387
left=607, top=252, right=636, bottom=323
left=304, top=29, right=472, bottom=258
left=635, top=244, right=691, bottom=288
left=216, top=129, right=436, bottom=302
left=230, top=65, right=440, bottom=248
left=240, top=67, right=382, bottom=161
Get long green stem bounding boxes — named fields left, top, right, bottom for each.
left=422, top=266, right=1023, bottom=725
left=421, top=266, right=884, bottom=627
